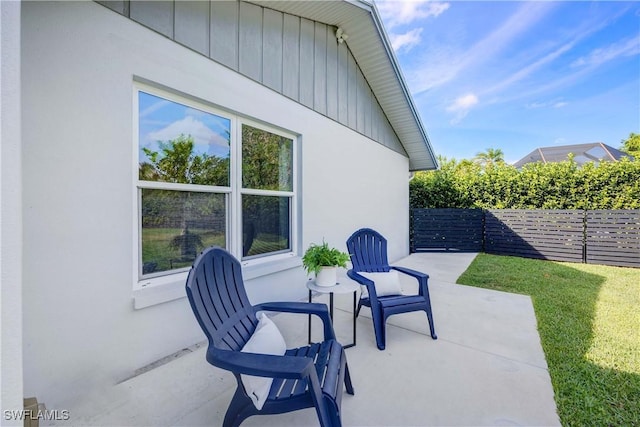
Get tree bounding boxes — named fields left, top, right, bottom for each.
left=620, top=132, right=640, bottom=158
left=473, top=148, right=505, bottom=167
left=140, top=135, right=229, bottom=260
left=410, top=157, right=640, bottom=210
left=140, top=134, right=229, bottom=186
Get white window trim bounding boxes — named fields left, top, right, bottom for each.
left=132, top=82, right=301, bottom=309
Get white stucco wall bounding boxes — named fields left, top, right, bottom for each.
left=1, top=1, right=24, bottom=423
left=21, top=1, right=410, bottom=408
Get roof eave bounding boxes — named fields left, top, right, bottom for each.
left=249, top=0, right=438, bottom=171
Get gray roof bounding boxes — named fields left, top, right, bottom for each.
left=513, top=142, right=634, bottom=168
left=252, top=0, right=438, bottom=171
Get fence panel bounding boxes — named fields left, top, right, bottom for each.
left=411, top=208, right=484, bottom=252
left=411, top=209, right=639, bottom=268
left=484, top=209, right=584, bottom=262
left=586, top=210, right=640, bottom=268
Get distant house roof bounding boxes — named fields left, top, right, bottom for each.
left=513, top=142, right=633, bottom=168
left=253, top=0, right=438, bottom=171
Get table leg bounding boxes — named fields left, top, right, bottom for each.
left=329, top=292, right=334, bottom=320
left=308, top=289, right=312, bottom=344
left=344, top=290, right=357, bottom=349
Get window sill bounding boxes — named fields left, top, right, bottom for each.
left=133, top=254, right=302, bottom=309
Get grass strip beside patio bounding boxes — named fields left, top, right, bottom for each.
left=458, top=254, right=640, bottom=426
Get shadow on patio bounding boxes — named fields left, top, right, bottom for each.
left=53, top=252, right=560, bottom=426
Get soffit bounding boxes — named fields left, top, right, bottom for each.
left=251, top=0, right=438, bottom=171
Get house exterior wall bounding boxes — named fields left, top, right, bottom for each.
left=96, top=0, right=406, bottom=156
left=1, top=1, right=24, bottom=422
left=21, top=1, right=410, bottom=409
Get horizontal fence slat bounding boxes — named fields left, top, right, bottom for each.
left=411, top=208, right=640, bottom=268
left=584, top=210, right=640, bottom=267
left=484, top=209, right=585, bottom=263
left=411, top=208, right=483, bottom=252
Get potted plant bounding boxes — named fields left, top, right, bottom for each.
left=302, top=241, right=350, bottom=287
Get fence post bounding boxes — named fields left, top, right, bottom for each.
left=582, top=210, right=587, bottom=264
left=481, top=209, right=486, bottom=252
left=409, top=209, right=414, bottom=253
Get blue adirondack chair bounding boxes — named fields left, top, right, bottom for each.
left=185, top=247, right=354, bottom=427
left=346, top=228, right=437, bottom=350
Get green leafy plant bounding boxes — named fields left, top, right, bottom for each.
left=302, top=241, right=350, bottom=275
left=410, top=156, right=640, bottom=210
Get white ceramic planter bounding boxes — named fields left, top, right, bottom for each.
left=315, top=266, right=337, bottom=287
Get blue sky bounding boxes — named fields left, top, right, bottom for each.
left=376, top=1, right=640, bottom=164
left=138, top=91, right=230, bottom=163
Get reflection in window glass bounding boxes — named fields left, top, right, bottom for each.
left=141, top=189, right=226, bottom=275
left=138, top=91, right=231, bottom=186
left=242, top=195, right=290, bottom=257
left=242, top=124, right=293, bottom=191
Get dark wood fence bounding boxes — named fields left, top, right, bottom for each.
left=411, top=208, right=640, bottom=268
left=484, top=210, right=584, bottom=263
left=586, top=210, right=640, bottom=268
left=411, top=208, right=484, bottom=252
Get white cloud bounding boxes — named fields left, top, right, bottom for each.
left=486, top=40, right=576, bottom=96
left=406, top=2, right=556, bottom=95
left=139, top=99, right=171, bottom=118
left=148, top=116, right=228, bottom=147
left=480, top=6, right=634, bottom=105
left=446, top=93, right=479, bottom=123
left=390, top=28, right=423, bottom=52
left=377, top=0, right=449, bottom=29
left=526, top=98, right=568, bottom=109
left=447, top=93, right=479, bottom=112
left=571, top=37, right=640, bottom=68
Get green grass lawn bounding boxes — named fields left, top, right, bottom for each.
left=458, top=254, right=640, bottom=426
left=142, top=228, right=225, bottom=272
left=142, top=228, right=288, bottom=273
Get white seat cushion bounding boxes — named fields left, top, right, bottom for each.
left=359, top=270, right=403, bottom=297
left=241, top=312, right=287, bottom=410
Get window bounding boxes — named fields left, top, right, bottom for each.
left=241, top=124, right=294, bottom=258
left=135, top=85, right=298, bottom=284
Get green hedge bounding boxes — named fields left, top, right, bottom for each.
left=410, top=157, right=640, bottom=210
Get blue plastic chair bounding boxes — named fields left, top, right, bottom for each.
left=346, top=228, right=437, bottom=350
left=185, top=247, right=354, bottom=427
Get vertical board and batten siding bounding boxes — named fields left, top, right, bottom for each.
left=411, top=209, right=484, bottom=252
left=174, top=1, right=209, bottom=55
left=97, top=0, right=405, bottom=156
left=299, top=18, right=315, bottom=109
left=313, top=22, right=327, bottom=115
left=484, top=209, right=585, bottom=262
left=282, top=14, right=300, bottom=100
left=211, top=1, right=239, bottom=69
left=262, top=8, right=283, bottom=92
left=239, top=2, right=262, bottom=82
left=586, top=210, right=640, bottom=268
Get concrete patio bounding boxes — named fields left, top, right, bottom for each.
left=51, top=252, right=560, bottom=426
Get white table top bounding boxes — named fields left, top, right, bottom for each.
left=306, top=279, right=360, bottom=294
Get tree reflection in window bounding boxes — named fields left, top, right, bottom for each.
left=242, top=124, right=292, bottom=191
left=138, top=91, right=230, bottom=275
left=241, top=125, right=293, bottom=258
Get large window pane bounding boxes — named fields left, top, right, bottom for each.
left=138, top=92, right=231, bottom=186
left=141, top=189, right=226, bottom=275
left=242, top=195, right=290, bottom=257
left=242, top=124, right=293, bottom=191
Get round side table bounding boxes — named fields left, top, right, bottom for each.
left=306, top=279, right=359, bottom=348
